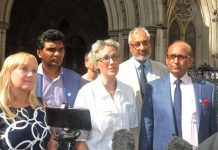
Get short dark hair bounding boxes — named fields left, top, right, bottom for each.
left=37, top=29, right=65, bottom=50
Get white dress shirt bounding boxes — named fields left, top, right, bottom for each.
left=132, top=58, right=152, bottom=82
left=170, top=73, right=198, bottom=147
left=74, top=76, right=138, bottom=150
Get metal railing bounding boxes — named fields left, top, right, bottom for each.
left=189, top=63, right=218, bottom=123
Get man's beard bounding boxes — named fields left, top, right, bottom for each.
left=134, top=52, right=151, bottom=62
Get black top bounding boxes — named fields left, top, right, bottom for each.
left=0, top=106, right=51, bottom=150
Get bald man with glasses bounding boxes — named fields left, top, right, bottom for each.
left=139, top=40, right=217, bottom=150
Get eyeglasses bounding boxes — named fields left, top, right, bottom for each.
left=97, top=53, right=120, bottom=63
left=167, top=54, right=190, bottom=61
left=130, top=40, right=150, bottom=49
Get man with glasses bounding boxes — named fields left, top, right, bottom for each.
left=117, top=27, right=168, bottom=149
left=140, top=40, right=217, bottom=150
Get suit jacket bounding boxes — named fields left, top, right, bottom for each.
left=139, top=75, right=218, bottom=150
left=36, top=65, right=83, bottom=107
left=198, top=132, right=218, bottom=150
left=117, top=58, right=168, bottom=121
left=116, top=57, right=168, bottom=150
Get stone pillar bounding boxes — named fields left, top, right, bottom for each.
left=155, top=26, right=168, bottom=64
left=211, top=2, right=218, bottom=66
left=108, top=30, right=127, bottom=62
left=0, top=21, right=9, bottom=67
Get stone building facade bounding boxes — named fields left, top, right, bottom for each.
left=0, top=0, right=217, bottom=74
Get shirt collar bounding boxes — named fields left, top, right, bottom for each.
left=37, top=63, right=63, bottom=76
left=95, top=76, right=121, bottom=98
left=131, top=57, right=150, bottom=70
left=169, top=72, right=190, bottom=85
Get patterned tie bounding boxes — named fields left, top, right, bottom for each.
left=174, top=79, right=182, bottom=137
left=139, top=64, right=147, bottom=99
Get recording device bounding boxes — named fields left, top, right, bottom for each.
left=46, top=105, right=91, bottom=150
left=112, top=129, right=135, bottom=150
left=167, top=136, right=197, bottom=150
left=46, top=107, right=91, bottom=130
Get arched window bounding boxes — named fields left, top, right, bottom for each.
left=168, top=20, right=180, bottom=45
left=168, top=0, right=196, bottom=55
left=185, top=22, right=196, bottom=57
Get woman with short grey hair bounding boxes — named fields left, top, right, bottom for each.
left=74, top=39, right=138, bottom=150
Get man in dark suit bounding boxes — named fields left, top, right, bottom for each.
left=139, top=40, right=217, bottom=150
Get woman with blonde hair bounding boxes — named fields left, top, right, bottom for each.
left=0, top=52, right=55, bottom=149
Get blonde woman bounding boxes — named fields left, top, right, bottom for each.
left=0, top=52, right=55, bottom=149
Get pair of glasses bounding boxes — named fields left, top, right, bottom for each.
left=130, top=40, right=150, bottom=49
left=97, top=53, right=120, bottom=63
left=167, top=54, right=190, bottom=61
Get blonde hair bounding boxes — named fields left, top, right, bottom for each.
left=0, top=52, right=39, bottom=118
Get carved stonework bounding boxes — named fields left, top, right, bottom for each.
left=0, top=21, right=10, bottom=29
left=174, top=0, right=194, bottom=22
left=132, top=0, right=139, bottom=26
left=162, top=0, right=167, bottom=5
left=120, top=0, right=127, bottom=28
left=212, top=10, right=218, bottom=22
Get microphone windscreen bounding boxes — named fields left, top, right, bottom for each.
left=112, top=129, right=135, bottom=150
left=167, top=136, right=196, bottom=150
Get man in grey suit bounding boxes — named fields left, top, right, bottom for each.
left=140, top=41, right=217, bottom=150
left=116, top=27, right=168, bottom=149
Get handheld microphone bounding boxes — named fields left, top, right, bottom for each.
left=112, top=129, right=135, bottom=150
left=167, top=136, right=197, bottom=150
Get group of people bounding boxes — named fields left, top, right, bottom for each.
left=0, top=26, right=217, bottom=150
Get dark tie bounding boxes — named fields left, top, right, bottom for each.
left=174, top=79, right=182, bottom=137
left=139, top=64, right=147, bottom=98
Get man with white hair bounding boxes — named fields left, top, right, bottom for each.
left=117, top=26, right=168, bottom=149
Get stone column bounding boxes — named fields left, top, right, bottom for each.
left=0, top=21, right=9, bottom=67
left=155, top=26, right=167, bottom=64
left=211, top=1, right=218, bottom=66
left=108, top=30, right=127, bottom=62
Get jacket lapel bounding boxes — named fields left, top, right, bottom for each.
left=192, top=77, right=202, bottom=130
left=36, top=73, right=43, bottom=98
left=150, top=60, right=161, bottom=80
left=127, top=59, right=142, bottom=100
left=165, top=76, right=177, bottom=132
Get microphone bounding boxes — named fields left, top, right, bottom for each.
left=167, top=136, right=197, bottom=150
left=112, top=129, right=135, bottom=150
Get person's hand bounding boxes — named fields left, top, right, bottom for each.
left=75, top=141, right=88, bottom=150
left=47, top=136, right=58, bottom=150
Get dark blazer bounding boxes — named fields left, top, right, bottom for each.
left=36, top=66, right=83, bottom=107
left=139, top=75, right=217, bottom=150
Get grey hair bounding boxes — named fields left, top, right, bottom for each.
left=128, top=27, right=150, bottom=44
left=84, top=51, right=94, bottom=62
left=91, top=39, right=120, bottom=63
